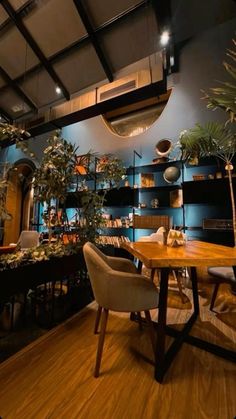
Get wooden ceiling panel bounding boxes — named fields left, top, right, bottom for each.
left=0, top=4, right=9, bottom=25
left=100, top=7, right=158, bottom=72
left=8, top=0, right=30, bottom=11
left=0, top=26, right=39, bottom=78
left=54, top=43, right=107, bottom=94
left=23, top=0, right=87, bottom=58
left=82, top=0, right=142, bottom=28
left=0, top=74, right=6, bottom=89
left=19, top=68, right=60, bottom=107
left=0, top=87, right=31, bottom=118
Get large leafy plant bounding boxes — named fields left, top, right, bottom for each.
left=0, top=163, right=12, bottom=222
left=33, top=131, right=126, bottom=244
left=179, top=39, right=236, bottom=246
left=33, top=131, right=78, bottom=204
left=202, top=39, right=236, bottom=123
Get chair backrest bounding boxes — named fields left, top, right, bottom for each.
left=17, top=230, right=40, bottom=250
left=83, top=242, right=159, bottom=312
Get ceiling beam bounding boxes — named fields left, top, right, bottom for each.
left=73, top=0, right=113, bottom=82
left=0, top=0, right=70, bottom=100
left=0, top=106, right=12, bottom=122
left=27, top=78, right=167, bottom=137
left=0, top=0, right=37, bottom=33
left=0, top=66, right=37, bottom=112
left=0, top=0, right=149, bottom=92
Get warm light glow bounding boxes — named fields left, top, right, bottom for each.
left=55, top=86, right=62, bottom=94
left=160, top=31, right=170, bottom=46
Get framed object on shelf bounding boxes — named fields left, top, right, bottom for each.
left=170, top=189, right=183, bottom=208
left=75, top=154, right=90, bottom=175
left=140, top=173, right=155, bottom=187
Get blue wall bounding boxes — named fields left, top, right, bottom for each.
left=61, top=17, right=236, bottom=167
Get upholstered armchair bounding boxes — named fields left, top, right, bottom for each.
left=83, top=242, right=159, bottom=377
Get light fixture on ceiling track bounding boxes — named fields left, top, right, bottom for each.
left=55, top=86, right=62, bottom=95
left=160, top=30, right=170, bottom=46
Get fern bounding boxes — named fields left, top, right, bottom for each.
left=179, top=122, right=236, bottom=164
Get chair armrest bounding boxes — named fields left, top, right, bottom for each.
left=106, top=256, right=137, bottom=273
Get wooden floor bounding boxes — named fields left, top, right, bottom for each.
left=0, top=274, right=235, bottom=419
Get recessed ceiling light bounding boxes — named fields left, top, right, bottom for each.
left=160, top=31, right=170, bottom=46
left=55, top=86, right=62, bottom=94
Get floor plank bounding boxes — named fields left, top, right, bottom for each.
left=0, top=277, right=235, bottom=419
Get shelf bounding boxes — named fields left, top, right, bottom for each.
left=101, top=227, right=132, bottom=230
left=103, top=205, right=133, bottom=209
left=186, top=226, right=233, bottom=232
left=126, top=160, right=183, bottom=175
left=136, top=185, right=182, bottom=192
left=134, top=206, right=182, bottom=210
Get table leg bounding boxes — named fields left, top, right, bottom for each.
left=155, top=267, right=169, bottom=382
left=190, top=266, right=199, bottom=317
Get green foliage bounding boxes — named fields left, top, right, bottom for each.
left=78, top=189, right=105, bottom=243
left=179, top=122, right=236, bottom=164
left=97, top=154, right=126, bottom=187
left=203, top=39, right=236, bottom=123
left=0, top=241, right=82, bottom=271
left=0, top=122, right=34, bottom=157
left=0, top=163, right=12, bottom=222
left=33, top=133, right=126, bottom=244
left=33, top=131, right=78, bottom=204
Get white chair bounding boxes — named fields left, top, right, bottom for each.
left=83, top=241, right=159, bottom=377
left=17, top=230, right=40, bottom=250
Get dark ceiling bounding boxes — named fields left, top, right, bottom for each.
left=0, top=0, right=235, bottom=135
left=0, top=0, right=170, bottom=123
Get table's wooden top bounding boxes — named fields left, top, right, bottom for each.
left=121, top=241, right=236, bottom=268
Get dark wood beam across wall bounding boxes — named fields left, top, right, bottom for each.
left=0, top=106, right=12, bottom=122
left=73, top=0, right=113, bottom=82
left=0, top=0, right=70, bottom=101
left=28, top=78, right=167, bottom=137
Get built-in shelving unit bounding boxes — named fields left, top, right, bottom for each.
left=62, top=156, right=235, bottom=246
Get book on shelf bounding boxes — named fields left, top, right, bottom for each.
left=97, top=235, right=130, bottom=247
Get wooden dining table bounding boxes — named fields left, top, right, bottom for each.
left=121, top=240, right=236, bottom=383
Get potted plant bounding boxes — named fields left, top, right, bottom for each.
left=33, top=131, right=126, bottom=244
left=179, top=39, right=236, bottom=246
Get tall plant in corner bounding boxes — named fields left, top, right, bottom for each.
left=33, top=131, right=78, bottom=241
left=179, top=39, right=236, bottom=245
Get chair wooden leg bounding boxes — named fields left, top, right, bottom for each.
left=210, top=283, right=220, bottom=311
left=144, top=310, right=156, bottom=359
left=94, top=308, right=109, bottom=378
left=94, top=305, right=102, bottom=334
left=172, top=269, right=188, bottom=304
left=136, top=311, right=143, bottom=330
